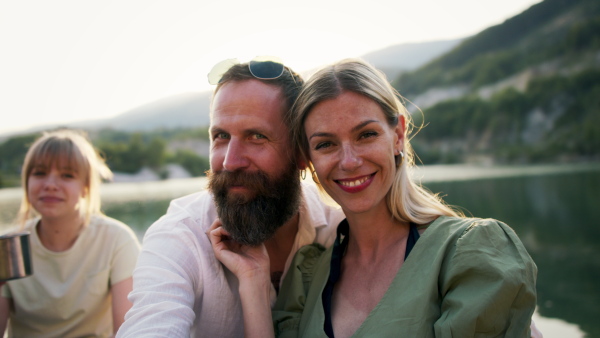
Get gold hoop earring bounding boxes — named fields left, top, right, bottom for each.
left=395, top=151, right=404, bottom=167
left=300, top=170, right=306, bottom=180
left=311, top=170, right=320, bottom=185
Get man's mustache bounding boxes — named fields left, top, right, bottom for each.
left=206, top=170, right=281, bottom=200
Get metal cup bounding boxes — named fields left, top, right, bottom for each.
left=0, top=232, right=33, bottom=281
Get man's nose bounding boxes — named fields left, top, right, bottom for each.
left=339, top=145, right=362, bottom=171
left=223, top=139, right=250, bottom=172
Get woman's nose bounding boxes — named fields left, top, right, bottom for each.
left=339, top=145, right=362, bottom=171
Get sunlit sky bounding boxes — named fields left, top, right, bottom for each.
left=0, top=0, right=542, bottom=135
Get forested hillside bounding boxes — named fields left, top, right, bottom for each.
left=1, top=0, right=598, bottom=188
left=397, top=0, right=600, bottom=164
left=0, top=128, right=210, bottom=188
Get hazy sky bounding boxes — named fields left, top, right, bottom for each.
left=0, top=0, right=542, bottom=135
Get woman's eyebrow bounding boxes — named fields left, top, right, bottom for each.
left=308, top=131, right=334, bottom=141
left=351, top=120, right=378, bottom=133
left=308, top=120, right=378, bottom=141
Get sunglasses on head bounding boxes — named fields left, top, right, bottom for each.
left=207, top=56, right=285, bottom=85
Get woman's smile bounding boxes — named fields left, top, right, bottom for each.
left=335, top=173, right=375, bottom=193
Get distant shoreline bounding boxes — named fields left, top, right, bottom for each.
left=1, top=162, right=599, bottom=203
left=412, top=162, right=600, bottom=183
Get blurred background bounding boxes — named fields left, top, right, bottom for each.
left=1, top=0, right=599, bottom=336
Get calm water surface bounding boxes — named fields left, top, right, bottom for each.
left=427, top=170, right=600, bottom=338
left=101, top=169, right=599, bottom=337
left=1, top=167, right=598, bottom=337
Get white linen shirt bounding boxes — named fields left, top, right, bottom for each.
left=117, top=181, right=343, bottom=338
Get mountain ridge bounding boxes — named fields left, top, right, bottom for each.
left=0, top=38, right=462, bottom=138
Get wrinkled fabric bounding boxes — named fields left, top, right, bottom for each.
left=3, top=215, right=140, bottom=338
left=118, top=182, right=344, bottom=338
left=273, top=216, right=537, bottom=338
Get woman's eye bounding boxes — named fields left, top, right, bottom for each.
left=31, top=171, right=46, bottom=176
left=315, top=142, right=332, bottom=150
left=360, top=131, right=378, bottom=139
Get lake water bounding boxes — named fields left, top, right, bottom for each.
left=426, top=170, right=599, bottom=338
left=1, top=164, right=598, bottom=337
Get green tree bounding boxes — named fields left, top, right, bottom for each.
left=0, top=133, right=39, bottom=187
left=171, top=150, right=210, bottom=177
left=145, top=138, right=167, bottom=170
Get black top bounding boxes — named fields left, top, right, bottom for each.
left=322, top=219, right=421, bottom=337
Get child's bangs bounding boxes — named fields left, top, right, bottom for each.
left=30, top=137, right=88, bottom=174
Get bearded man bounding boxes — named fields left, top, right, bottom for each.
left=117, top=59, right=344, bottom=337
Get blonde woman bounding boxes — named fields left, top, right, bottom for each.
left=0, top=129, right=140, bottom=337
left=210, top=59, right=538, bottom=337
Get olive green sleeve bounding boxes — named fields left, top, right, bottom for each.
left=272, top=244, right=326, bottom=338
left=434, top=219, right=537, bottom=338
left=1, top=284, right=11, bottom=298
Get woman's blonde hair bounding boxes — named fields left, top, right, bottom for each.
left=18, top=129, right=113, bottom=227
left=290, top=58, right=460, bottom=224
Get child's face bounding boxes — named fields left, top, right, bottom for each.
left=27, top=163, right=87, bottom=222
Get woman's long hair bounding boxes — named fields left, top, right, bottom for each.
left=290, top=59, right=460, bottom=224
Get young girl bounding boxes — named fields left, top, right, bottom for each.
left=0, top=129, right=141, bottom=337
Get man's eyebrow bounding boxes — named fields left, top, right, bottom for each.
left=210, top=126, right=226, bottom=135
left=209, top=126, right=269, bottom=137
left=245, top=128, right=267, bottom=136
left=308, top=120, right=378, bottom=141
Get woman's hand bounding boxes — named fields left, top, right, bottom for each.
left=208, top=220, right=270, bottom=284
left=208, top=220, right=275, bottom=338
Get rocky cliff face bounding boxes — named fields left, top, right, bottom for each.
left=397, top=0, right=600, bottom=164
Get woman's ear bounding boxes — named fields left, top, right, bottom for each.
left=394, top=115, right=406, bottom=152
left=296, top=157, right=308, bottom=171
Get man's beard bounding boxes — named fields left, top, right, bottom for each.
left=207, top=164, right=301, bottom=246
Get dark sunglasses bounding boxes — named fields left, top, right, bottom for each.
left=207, top=56, right=285, bottom=85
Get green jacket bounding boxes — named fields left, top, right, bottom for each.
left=273, top=216, right=537, bottom=337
